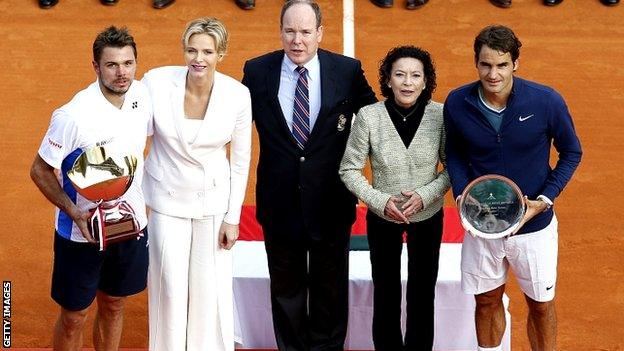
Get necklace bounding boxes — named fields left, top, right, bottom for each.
left=391, top=103, right=419, bottom=122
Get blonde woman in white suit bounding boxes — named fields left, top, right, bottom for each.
left=339, top=46, right=450, bottom=351
left=142, top=17, right=252, bottom=351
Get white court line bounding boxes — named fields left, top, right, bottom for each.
left=343, top=0, right=355, bottom=58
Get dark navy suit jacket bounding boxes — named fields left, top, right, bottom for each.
left=242, top=49, right=377, bottom=241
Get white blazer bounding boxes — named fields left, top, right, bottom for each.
left=142, top=66, right=252, bottom=224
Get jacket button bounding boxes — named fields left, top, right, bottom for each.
left=300, top=157, right=305, bottom=162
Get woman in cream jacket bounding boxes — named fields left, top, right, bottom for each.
left=339, top=46, right=450, bottom=350
left=142, top=18, right=251, bottom=351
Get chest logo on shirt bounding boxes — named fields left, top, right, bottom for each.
left=132, top=101, right=138, bottom=109
left=96, top=138, right=113, bottom=147
left=518, top=114, right=534, bottom=122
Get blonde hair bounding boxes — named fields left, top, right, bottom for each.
left=182, top=17, right=228, bottom=55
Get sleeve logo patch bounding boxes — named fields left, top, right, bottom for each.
left=47, top=138, right=62, bottom=149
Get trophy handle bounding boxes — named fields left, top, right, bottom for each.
left=88, top=204, right=107, bottom=251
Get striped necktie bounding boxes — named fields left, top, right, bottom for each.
left=292, top=66, right=310, bottom=149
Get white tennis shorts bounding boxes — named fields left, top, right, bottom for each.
left=461, top=216, right=558, bottom=302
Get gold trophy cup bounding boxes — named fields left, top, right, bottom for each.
left=67, top=146, right=140, bottom=250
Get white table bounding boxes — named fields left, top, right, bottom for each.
left=233, top=241, right=511, bottom=350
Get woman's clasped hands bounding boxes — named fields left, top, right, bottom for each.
left=384, top=190, right=424, bottom=224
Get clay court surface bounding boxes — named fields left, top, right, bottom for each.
left=0, top=0, right=622, bottom=349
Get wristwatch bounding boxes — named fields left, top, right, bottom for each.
left=537, top=195, right=553, bottom=211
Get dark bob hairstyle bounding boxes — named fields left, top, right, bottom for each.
left=379, top=45, right=436, bottom=103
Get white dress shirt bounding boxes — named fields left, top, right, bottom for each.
left=278, top=53, right=321, bottom=132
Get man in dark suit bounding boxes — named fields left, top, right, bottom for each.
left=242, top=1, right=376, bottom=350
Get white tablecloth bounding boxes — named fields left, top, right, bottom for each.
left=233, top=241, right=511, bottom=350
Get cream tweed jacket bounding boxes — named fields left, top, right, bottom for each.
left=339, top=100, right=450, bottom=223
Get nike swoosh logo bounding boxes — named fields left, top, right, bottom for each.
left=546, top=285, right=554, bottom=290
left=519, top=114, right=534, bottom=122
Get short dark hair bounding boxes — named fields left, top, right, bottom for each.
left=280, top=0, right=322, bottom=29
left=379, top=45, right=437, bottom=103
left=93, top=26, right=137, bottom=64
left=474, top=25, right=522, bottom=64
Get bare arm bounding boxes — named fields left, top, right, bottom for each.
left=30, top=154, right=95, bottom=243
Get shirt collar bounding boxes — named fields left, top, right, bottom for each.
left=93, top=79, right=135, bottom=110
left=282, top=52, right=320, bottom=81
left=477, top=85, right=506, bottom=113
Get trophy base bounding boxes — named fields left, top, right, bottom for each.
left=89, top=201, right=140, bottom=250
left=103, top=215, right=141, bottom=244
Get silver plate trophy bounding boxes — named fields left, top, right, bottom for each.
left=458, top=174, right=525, bottom=239
left=67, top=146, right=139, bottom=250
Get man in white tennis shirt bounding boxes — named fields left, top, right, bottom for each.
left=30, top=26, right=152, bottom=350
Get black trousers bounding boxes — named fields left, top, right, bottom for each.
left=367, top=209, right=443, bottom=351
left=263, top=223, right=351, bottom=351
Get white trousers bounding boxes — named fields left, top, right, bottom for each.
left=148, top=210, right=234, bottom=351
